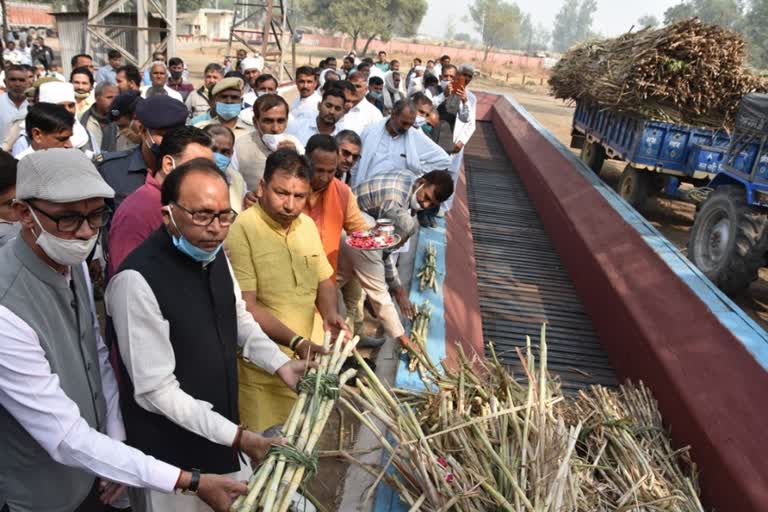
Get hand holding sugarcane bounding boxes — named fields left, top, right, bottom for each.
left=275, top=360, right=317, bottom=391
left=232, top=331, right=360, bottom=512
left=239, top=431, right=286, bottom=464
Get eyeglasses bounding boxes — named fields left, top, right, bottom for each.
left=173, top=203, right=238, bottom=227
left=29, top=203, right=111, bottom=233
left=340, top=149, right=361, bottom=162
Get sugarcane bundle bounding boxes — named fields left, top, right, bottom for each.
left=232, top=331, right=359, bottom=512
left=417, top=243, right=438, bottom=293
left=343, top=325, right=706, bottom=511
left=571, top=384, right=705, bottom=510
left=406, top=301, right=434, bottom=373
left=549, top=18, right=767, bottom=128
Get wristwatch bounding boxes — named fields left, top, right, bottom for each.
left=182, top=468, right=201, bottom=495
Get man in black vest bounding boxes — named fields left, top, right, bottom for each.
left=0, top=149, right=249, bottom=512
left=106, top=157, right=309, bottom=512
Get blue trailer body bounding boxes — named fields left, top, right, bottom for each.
left=572, top=100, right=730, bottom=181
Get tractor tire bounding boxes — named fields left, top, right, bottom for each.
left=687, top=185, right=768, bottom=294
left=580, top=141, right=605, bottom=174
left=618, top=165, right=651, bottom=209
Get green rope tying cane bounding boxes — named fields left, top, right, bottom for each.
left=298, top=373, right=340, bottom=400
left=267, top=443, right=320, bottom=480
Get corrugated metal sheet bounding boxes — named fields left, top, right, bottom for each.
left=7, top=2, right=54, bottom=28
left=465, top=122, right=617, bottom=392
left=52, top=12, right=86, bottom=78
left=52, top=11, right=168, bottom=69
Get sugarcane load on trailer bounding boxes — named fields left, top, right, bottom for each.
left=549, top=19, right=765, bottom=205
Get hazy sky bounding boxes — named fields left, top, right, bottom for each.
left=419, top=0, right=683, bottom=39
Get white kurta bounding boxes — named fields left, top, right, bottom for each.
left=285, top=115, right=340, bottom=147
left=289, top=92, right=321, bottom=123
left=352, top=118, right=450, bottom=187
left=106, top=259, right=291, bottom=512
left=337, top=98, right=383, bottom=136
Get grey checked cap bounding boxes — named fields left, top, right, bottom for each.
left=16, top=148, right=115, bottom=202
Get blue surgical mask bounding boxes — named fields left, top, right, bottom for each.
left=144, top=134, right=162, bottom=161
left=167, top=207, right=222, bottom=264
left=216, top=102, right=242, bottom=121
left=213, top=152, right=231, bottom=171
left=422, top=124, right=433, bottom=134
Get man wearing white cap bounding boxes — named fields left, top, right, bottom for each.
left=240, top=56, right=263, bottom=97
left=11, top=81, right=97, bottom=159
left=12, top=103, right=75, bottom=160
left=0, top=148, right=250, bottom=512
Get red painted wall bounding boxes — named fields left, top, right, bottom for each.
left=486, top=92, right=768, bottom=511
left=443, top=162, right=485, bottom=366
left=300, top=34, right=545, bottom=69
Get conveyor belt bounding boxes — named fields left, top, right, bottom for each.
left=464, top=122, right=616, bottom=391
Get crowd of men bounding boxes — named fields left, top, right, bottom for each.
left=0, top=43, right=476, bottom=512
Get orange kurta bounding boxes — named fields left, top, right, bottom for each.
left=304, top=178, right=370, bottom=276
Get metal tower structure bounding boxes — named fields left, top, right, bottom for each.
left=86, top=0, right=176, bottom=69
left=227, top=0, right=293, bottom=80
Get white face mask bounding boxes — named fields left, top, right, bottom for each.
left=410, top=184, right=424, bottom=211
left=414, top=115, right=427, bottom=128
left=29, top=208, right=98, bottom=266
left=261, top=133, right=283, bottom=152
left=440, top=80, right=450, bottom=89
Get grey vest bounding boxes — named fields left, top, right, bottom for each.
left=0, top=237, right=107, bottom=512
left=233, top=131, right=269, bottom=192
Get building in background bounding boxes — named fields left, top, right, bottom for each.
left=177, top=9, right=234, bottom=41
left=2, top=2, right=56, bottom=38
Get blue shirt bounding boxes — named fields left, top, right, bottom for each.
left=96, top=65, right=117, bottom=84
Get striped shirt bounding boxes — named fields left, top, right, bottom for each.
left=354, top=170, right=418, bottom=288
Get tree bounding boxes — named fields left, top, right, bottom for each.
left=743, top=0, right=768, bottom=68
left=530, top=22, right=551, bottom=52
left=302, top=0, right=427, bottom=54
left=574, top=0, right=597, bottom=41
left=469, top=0, right=522, bottom=60
left=664, top=2, right=695, bottom=24
left=517, top=13, right=533, bottom=51
left=552, top=0, right=596, bottom=53
left=638, top=14, right=660, bottom=27
left=663, top=0, right=743, bottom=28
left=445, top=20, right=456, bottom=41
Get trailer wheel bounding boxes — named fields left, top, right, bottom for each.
left=618, top=165, right=651, bottom=208
left=580, top=141, right=605, bottom=174
left=688, top=186, right=768, bottom=294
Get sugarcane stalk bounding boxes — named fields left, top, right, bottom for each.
left=274, top=368, right=358, bottom=512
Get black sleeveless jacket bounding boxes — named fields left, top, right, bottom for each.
left=113, top=228, right=240, bottom=473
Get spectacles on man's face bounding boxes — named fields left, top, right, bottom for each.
left=29, top=202, right=111, bottom=233
left=173, top=202, right=238, bottom=227
left=340, top=148, right=361, bottom=162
